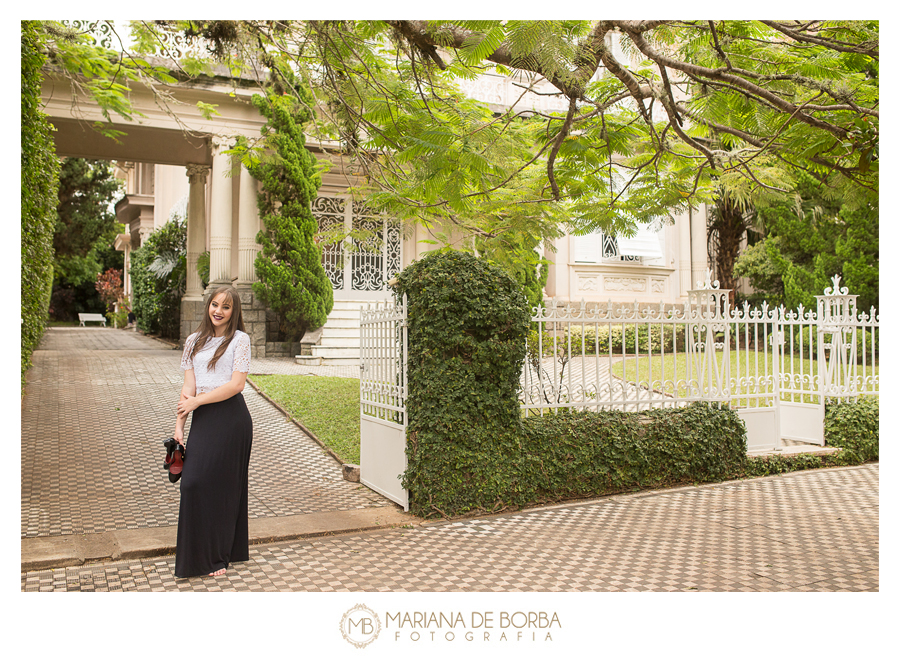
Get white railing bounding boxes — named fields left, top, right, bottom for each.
left=358, top=274, right=877, bottom=497
left=523, top=271, right=738, bottom=414
left=522, top=273, right=878, bottom=422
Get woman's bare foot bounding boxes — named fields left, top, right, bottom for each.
left=209, top=568, right=226, bottom=577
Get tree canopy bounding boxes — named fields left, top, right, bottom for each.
left=52, top=158, right=122, bottom=286
left=41, top=20, right=878, bottom=258
left=733, top=171, right=878, bottom=311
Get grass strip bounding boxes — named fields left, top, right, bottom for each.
left=611, top=351, right=878, bottom=405
left=249, top=374, right=361, bottom=464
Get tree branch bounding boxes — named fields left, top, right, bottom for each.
left=759, top=20, right=879, bottom=59
left=617, top=22, right=851, bottom=140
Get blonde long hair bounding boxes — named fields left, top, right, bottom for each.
left=190, top=285, right=246, bottom=371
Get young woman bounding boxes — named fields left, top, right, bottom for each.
left=173, top=285, right=253, bottom=578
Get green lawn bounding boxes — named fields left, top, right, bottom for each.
left=611, top=350, right=878, bottom=404
left=250, top=374, right=361, bottom=464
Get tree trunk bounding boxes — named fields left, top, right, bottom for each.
left=709, top=197, right=747, bottom=300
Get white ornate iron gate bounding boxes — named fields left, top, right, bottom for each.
left=312, top=196, right=402, bottom=300
left=359, top=296, right=408, bottom=510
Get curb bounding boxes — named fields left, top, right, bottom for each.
left=22, top=506, right=418, bottom=572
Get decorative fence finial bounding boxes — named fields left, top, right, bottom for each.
left=823, top=274, right=849, bottom=297
left=695, top=268, right=720, bottom=290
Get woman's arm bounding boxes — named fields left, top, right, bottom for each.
left=174, top=369, right=196, bottom=446
left=176, top=370, right=248, bottom=417
left=181, top=369, right=197, bottom=401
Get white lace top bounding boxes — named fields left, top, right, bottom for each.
left=181, top=330, right=251, bottom=394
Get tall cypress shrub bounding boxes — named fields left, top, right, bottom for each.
left=247, top=82, right=333, bottom=340
left=21, top=21, right=61, bottom=389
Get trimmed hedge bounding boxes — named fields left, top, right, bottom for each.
left=521, top=403, right=747, bottom=503
left=21, top=21, right=61, bottom=390
left=824, top=396, right=879, bottom=461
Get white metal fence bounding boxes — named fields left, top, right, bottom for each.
left=359, top=275, right=878, bottom=502
left=523, top=273, right=878, bottom=450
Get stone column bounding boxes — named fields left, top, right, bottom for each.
left=208, top=138, right=235, bottom=285
left=690, top=204, right=709, bottom=289
left=236, top=165, right=260, bottom=286
left=184, top=164, right=209, bottom=300
left=235, top=164, right=267, bottom=357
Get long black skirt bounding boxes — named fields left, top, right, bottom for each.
left=175, top=393, right=252, bottom=578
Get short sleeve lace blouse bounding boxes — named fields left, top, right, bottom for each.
left=181, top=330, right=251, bottom=394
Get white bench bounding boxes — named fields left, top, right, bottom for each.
left=78, top=313, right=107, bottom=327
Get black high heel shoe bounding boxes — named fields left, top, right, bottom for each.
left=163, top=438, right=186, bottom=482
left=163, top=438, right=176, bottom=470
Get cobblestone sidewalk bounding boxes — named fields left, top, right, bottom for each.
left=21, top=328, right=386, bottom=540
left=22, top=464, right=878, bottom=592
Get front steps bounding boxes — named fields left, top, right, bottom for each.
left=296, top=299, right=372, bottom=366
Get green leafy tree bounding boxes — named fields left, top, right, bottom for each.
left=37, top=21, right=203, bottom=140
left=127, top=20, right=876, bottom=286
left=53, top=158, right=121, bottom=264
left=734, top=173, right=878, bottom=311
left=22, top=20, right=61, bottom=388
left=41, top=21, right=879, bottom=293
left=476, top=234, right=549, bottom=313
left=49, top=158, right=123, bottom=320
left=242, top=77, right=334, bottom=341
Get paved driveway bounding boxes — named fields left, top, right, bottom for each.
left=21, top=328, right=387, bottom=540
left=21, top=328, right=879, bottom=592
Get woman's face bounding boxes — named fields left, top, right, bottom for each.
left=208, top=293, right=234, bottom=335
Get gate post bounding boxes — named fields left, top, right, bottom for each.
left=687, top=269, right=731, bottom=402
left=816, top=275, right=859, bottom=401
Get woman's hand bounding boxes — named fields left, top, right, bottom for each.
left=177, top=395, right=200, bottom=418
left=174, top=426, right=185, bottom=446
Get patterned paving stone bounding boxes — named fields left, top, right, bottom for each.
left=21, top=464, right=879, bottom=592
left=21, top=328, right=386, bottom=539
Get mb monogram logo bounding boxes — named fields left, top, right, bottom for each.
left=340, top=604, right=382, bottom=648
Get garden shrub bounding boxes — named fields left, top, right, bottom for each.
left=246, top=76, right=333, bottom=341
left=521, top=403, right=747, bottom=503
left=824, top=396, right=879, bottom=461
left=131, top=217, right=186, bottom=339
left=554, top=323, right=686, bottom=356
left=21, top=21, right=61, bottom=388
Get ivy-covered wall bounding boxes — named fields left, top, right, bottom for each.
left=21, top=21, right=61, bottom=390
left=396, top=251, right=531, bottom=517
